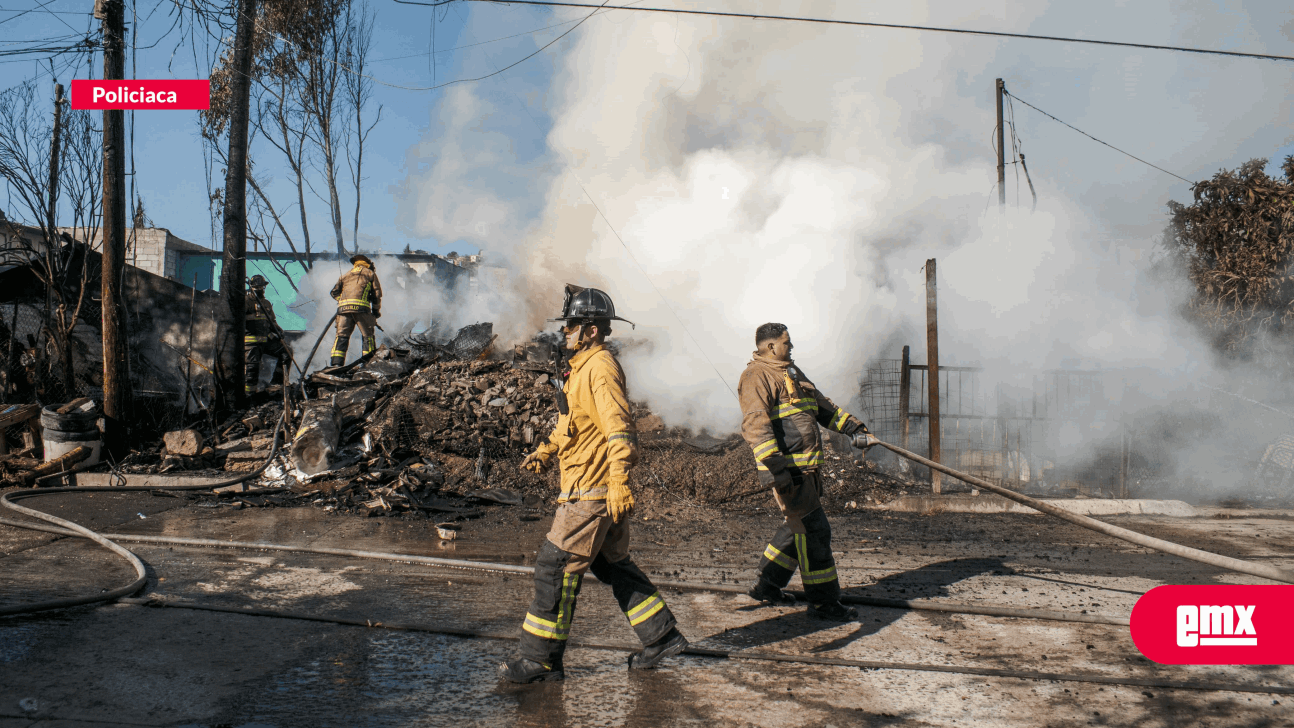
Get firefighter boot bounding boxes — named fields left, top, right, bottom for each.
left=498, top=657, right=564, bottom=684
left=808, top=601, right=858, bottom=622
left=747, top=577, right=797, bottom=606
left=627, top=627, right=688, bottom=670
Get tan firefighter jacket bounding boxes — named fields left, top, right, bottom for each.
left=739, top=353, right=865, bottom=486
left=532, top=343, right=639, bottom=503
left=330, top=261, right=382, bottom=315
left=245, top=291, right=279, bottom=344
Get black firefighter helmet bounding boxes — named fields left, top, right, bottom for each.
left=548, top=284, right=635, bottom=329
left=248, top=274, right=269, bottom=290
left=350, top=253, right=374, bottom=266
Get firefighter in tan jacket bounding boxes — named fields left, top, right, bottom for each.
left=739, top=322, right=876, bottom=621
left=499, top=285, right=688, bottom=684
left=329, top=254, right=382, bottom=366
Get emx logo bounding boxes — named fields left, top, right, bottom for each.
left=1131, top=585, right=1293, bottom=664
left=1176, top=604, right=1256, bottom=647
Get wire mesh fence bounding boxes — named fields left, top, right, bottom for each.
left=860, top=357, right=1121, bottom=493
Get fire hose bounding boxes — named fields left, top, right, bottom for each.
left=0, top=437, right=1289, bottom=631
left=873, top=439, right=1294, bottom=585
left=0, top=412, right=288, bottom=616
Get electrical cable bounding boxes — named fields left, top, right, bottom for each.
left=459, top=0, right=1294, bottom=65
left=876, top=439, right=1294, bottom=584
left=0, top=518, right=1131, bottom=626
left=117, top=599, right=1294, bottom=696
left=1003, top=89, right=1190, bottom=183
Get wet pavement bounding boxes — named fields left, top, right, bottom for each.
left=2, top=491, right=1293, bottom=727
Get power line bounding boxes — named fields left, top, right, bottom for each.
left=237, top=0, right=610, bottom=92
left=369, top=16, right=583, bottom=63
left=1003, top=89, right=1191, bottom=183
left=463, top=0, right=1294, bottom=64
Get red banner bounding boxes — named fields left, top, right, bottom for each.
left=1130, top=585, right=1294, bottom=664
left=70, top=80, right=210, bottom=110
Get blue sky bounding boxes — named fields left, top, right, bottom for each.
left=0, top=0, right=575, bottom=256
left=2, top=1, right=1292, bottom=260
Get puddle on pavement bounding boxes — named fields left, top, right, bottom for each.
left=220, top=631, right=695, bottom=727
left=0, top=611, right=84, bottom=664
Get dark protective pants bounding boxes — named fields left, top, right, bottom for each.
left=517, top=501, right=677, bottom=668
left=244, top=338, right=289, bottom=394
left=331, top=312, right=377, bottom=366
left=757, top=470, right=841, bottom=604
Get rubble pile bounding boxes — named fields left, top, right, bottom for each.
left=12, top=323, right=911, bottom=518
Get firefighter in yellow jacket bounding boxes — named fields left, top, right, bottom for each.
left=329, top=254, right=382, bottom=366
left=499, top=285, right=688, bottom=684
left=739, top=322, right=876, bottom=621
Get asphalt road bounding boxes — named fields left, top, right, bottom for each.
left=1, top=489, right=1292, bottom=727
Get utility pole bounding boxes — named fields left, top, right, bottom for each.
left=101, top=0, right=130, bottom=419
left=926, top=259, right=941, bottom=494
left=899, top=344, right=910, bottom=450
left=46, top=82, right=63, bottom=242
left=996, top=78, right=1005, bottom=210
left=219, top=0, right=258, bottom=408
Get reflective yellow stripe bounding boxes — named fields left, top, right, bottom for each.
left=802, top=565, right=838, bottom=585
left=524, top=573, right=581, bottom=639
left=774, top=399, right=818, bottom=419
left=608, top=432, right=637, bottom=445
left=830, top=407, right=850, bottom=431
left=763, top=543, right=795, bottom=570
left=245, top=335, right=267, bottom=343
left=626, top=591, right=665, bottom=626
left=792, top=533, right=837, bottom=586
left=338, top=298, right=371, bottom=308
left=757, top=450, right=822, bottom=470
left=789, top=451, right=824, bottom=468
left=752, top=439, right=779, bottom=461
left=522, top=614, right=567, bottom=640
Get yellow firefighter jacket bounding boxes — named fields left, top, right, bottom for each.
left=532, top=343, right=639, bottom=503
left=244, top=291, right=278, bottom=344
left=739, top=353, right=864, bottom=486
left=330, top=261, right=382, bottom=314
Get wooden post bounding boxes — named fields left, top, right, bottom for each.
left=1120, top=423, right=1130, bottom=499
left=46, top=83, right=63, bottom=240
left=996, top=78, right=1006, bottom=210
left=219, top=0, right=258, bottom=408
left=899, top=345, right=910, bottom=449
left=926, top=258, right=941, bottom=493
left=101, top=0, right=130, bottom=420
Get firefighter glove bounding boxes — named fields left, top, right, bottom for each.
left=520, top=450, right=550, bottom=474
left=607, top=478, right=634, bottom=523
left=852, top=431, right=880, bottom=450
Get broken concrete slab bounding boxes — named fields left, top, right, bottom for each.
left=163, top=429, right=204, bottom=457
left=873, top=494, right=1196, bottom=517
left=77, top=473, right=231, bottom=488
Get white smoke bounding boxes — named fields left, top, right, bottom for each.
left=390, top=1, right=1294, bottom=494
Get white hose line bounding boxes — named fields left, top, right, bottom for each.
left=0, top=516, right=1129, bottom=626
left=878, top=440, right=1294, bottom=584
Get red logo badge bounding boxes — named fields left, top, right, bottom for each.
left=70, top=80, right=210, bottom=110
left=1130, top=585, right=1294, bottom=664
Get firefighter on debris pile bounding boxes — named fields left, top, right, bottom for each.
left=499, top=284, right=689, bottom=684
left=329, top=253, right=383, bottom=366
left=244, top=274, right=290, bottom=396
left=739, top=322, right=877, bottom=621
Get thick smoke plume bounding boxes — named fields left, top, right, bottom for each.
left=385, top=2, right=1294, bottom=497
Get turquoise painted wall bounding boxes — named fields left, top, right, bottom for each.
left=176, top=256, right=310, bottom=331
